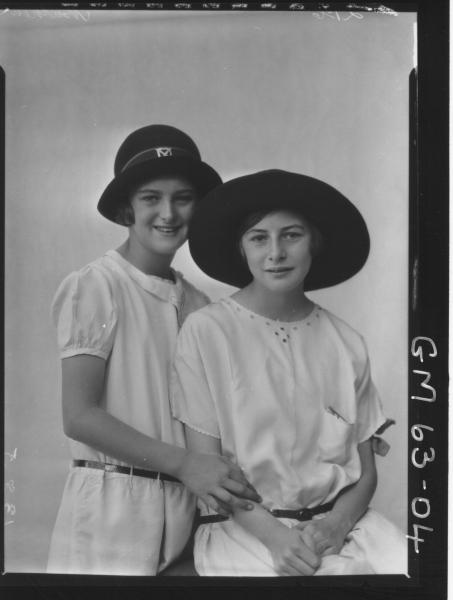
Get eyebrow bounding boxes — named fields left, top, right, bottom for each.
left=246, top=224, right=305, bottom=233
left=136, top=188, right=195, bottom=194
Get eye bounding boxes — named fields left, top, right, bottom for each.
left=283, top=230, right=304, bottom=240
left=248, top=234, right=268, bottom=243
left=174, top=195, right=195, bottom=205
left=140, top=195, right=160, bottom=205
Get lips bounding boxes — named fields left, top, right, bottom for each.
left=265, top=267, right=293, bottom=273
left=153, top=225, right=182, bottom=235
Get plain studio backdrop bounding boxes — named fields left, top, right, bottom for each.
left=2, top=9, right=415, bottom=573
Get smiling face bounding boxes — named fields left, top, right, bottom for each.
left=127, top=176, right=197, bottom=258
left=240, top=210, right=313, bottom=293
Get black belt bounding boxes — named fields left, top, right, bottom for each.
left=197, top=500, right=335, bottom=525
left=72, top=460, right=181, bottom=484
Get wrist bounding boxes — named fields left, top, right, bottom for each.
left=165, top=446, right=189, bottom=479
left=258, top=517, right=289, bottom=549
left=325, top=510, right=353, bottom=535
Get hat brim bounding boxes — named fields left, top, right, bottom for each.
left=97, top=156, right=222, bottom=223
left=188, top=170, right=370, bottom=292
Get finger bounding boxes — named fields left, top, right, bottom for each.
left=299, top=529, right=318, bottom=554
left=312, top=540, right=330, bottom=556
left=305, top=530, right=330, bottom=554
left=228, top=472, right=262, bottom=498
left=222, top=478, right=262, bottom=502
left=222, top=479, right=262, bottom=503
left=211, top=486, right=234, bottom=504
left=285, top=555, right=316, bottom=576
left=321, top=545, right=338, bottom=557
left=212, top=486, right=255, bottom=512
left=294, top=538, right=322, bottom=569
left=202, top=495, right=231, bottom=517
left=227, top=465, right=260, bottom=491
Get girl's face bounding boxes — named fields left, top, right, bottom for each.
left=240, top=210, right=313, bottom=293
left=128, top=176, right=197, bottom=257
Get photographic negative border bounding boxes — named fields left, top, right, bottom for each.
left=0, top=1, right=448, bottom=599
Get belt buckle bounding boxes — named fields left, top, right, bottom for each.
left=104, top=464, right=116, bottom=473
left=297, top=508, right=313, bottom=521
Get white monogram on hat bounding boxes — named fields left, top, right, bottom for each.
left=155, top=147, right=173, bottom=157
left=120, top=146, right=192, bottom=173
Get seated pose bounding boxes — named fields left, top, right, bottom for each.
left=171, top=169, right=407, bottom=576
left=47, top=125, right=260, bottom=576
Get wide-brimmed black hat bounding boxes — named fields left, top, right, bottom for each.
left=97, top=124, right=222, bottom=223
left=188, top=169, right=370, bottom=291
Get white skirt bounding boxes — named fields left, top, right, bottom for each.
left=47, top=466, right=195, bottom=576
left=194, top=508, right=407, bottom=576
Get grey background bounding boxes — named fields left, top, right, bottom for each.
left=2, top=9, right=415, bottom=572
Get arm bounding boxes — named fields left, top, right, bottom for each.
left=62, top=354, right=261, bottom=514
left=185, top=426, right=320, bottom=576
left=296, top=439, right=377, bottom=557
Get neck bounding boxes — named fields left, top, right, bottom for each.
left=116, top=238, right=174, bottom=280
left=235, top=281, right=313, bottom=321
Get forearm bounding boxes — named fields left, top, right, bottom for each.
left=232, top=502, right=288, bottom=548
left=65, top=404, right=187, bottom=477
left=62, top=355, right=187, bottom=477
left=329, top=439, right=377, bottom=532
left=330, top=469, right=376, bottom=531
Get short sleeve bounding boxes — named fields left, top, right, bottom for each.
left=51, top=267, right=118, bottom=360
left=171, top=315, right=220, bottom=439
left=355, top=338, right=387, bottom=444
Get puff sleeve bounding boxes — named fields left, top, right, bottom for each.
left=171, top=314, right=220, bottom=439
left=51, top=266, right=118, bottom=360
left=354, top=337, right=388, bottom=445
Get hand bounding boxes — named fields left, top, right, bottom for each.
left=267, top=524, right=321, bottom=576
left=295, top=513, right=350, bottom=558
left=177, top=451, right=262, bottom=516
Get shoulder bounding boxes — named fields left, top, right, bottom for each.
left=318, top=306, right=368, bottom=359
left=51, top=256, right=117, bottom=318
left=55, top=257, right=113, bottom=294
left=177, top=273, right=210, bottom=309
left=179, top=300, right=231, bottom=337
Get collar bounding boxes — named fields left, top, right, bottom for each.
left=105, top=249, right=185, bottom=306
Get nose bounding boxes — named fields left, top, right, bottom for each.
left=268, top=238, right=286, bottom=262
left=158, top=197, right=175, bottom=222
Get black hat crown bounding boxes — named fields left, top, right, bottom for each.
left=113, top=124, right=201, bottom=176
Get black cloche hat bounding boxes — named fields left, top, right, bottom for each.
left=98, top=124, right=222, bottom=223
left=188, top=169, right=370, bottom=291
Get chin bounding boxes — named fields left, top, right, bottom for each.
left=260, top=275, right=305, bottom=293
left=151, top=239, right=186, bottom=255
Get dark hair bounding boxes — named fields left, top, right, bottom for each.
left=114, top=202, right=135, bottom=226
left=113, top=172, right=200, bottom=227
left=237, top=208, right=324, bottom=258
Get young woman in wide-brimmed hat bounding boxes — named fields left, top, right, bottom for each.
left=171, top=169, right=406, bottom=576
left=47, top=125, right=260, bottom=576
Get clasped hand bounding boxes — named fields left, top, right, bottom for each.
left=268, top=524, right=321, bottom=576
left=269, top=513, right=348, bottom=576
left=295, top=512, right=349, bottom=558
left=178, top=451, right=261, bottom=515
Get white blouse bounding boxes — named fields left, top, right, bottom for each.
left=171, top=297, right=387, bottom=511
left=52, top=249, right=210, bottom=462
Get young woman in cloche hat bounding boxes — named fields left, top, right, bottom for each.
left=171, top=169, right=406, bottom=576
left=47, top=125, right=260, bottom=576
